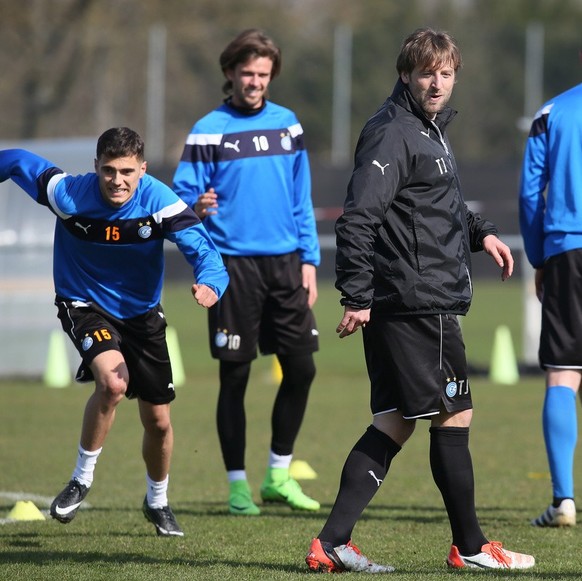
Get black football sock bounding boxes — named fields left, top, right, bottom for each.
left=319, top=425, right=401, bottom=546
left=217, top=360, right=251, bottom=471
left=270, top=353, right=316, bottom=455
left=429, top=426, right=488, bottom=555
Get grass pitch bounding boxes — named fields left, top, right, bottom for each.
left=1, top=279, right=581, bottom=579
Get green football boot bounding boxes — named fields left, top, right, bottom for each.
left=228, top=479, right=261, bottom=516
left=260, top=467, right=320, bottom=511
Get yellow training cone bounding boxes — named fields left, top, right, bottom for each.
left=43, top=329, right=71, bottom=388
left=290, top=459, right=318, bottom=480
left=272, top=356, right=283, bottom=383
left=489, top=325, right=519, bottom=385
left=166, top=326, right=185, bottom=387
left=527, top=472, right=551, bottom=480
left=7, top=501, right=46, bottom=521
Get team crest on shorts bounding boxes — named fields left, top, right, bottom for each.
left=82, top=336, right=94, bottom=351
left=445, top=380, right=458, bottom=397
left=214, top=331, right=228, bottom=348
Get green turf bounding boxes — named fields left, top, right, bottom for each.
left=1, top=279, right=580, bottom=579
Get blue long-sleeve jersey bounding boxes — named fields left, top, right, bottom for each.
left=0, top=149, right=229, bottom=318
left=172, top=100, right=320, bottom=266
left=519, top=82, right=582, bottom=268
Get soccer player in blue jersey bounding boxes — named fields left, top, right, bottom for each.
left=519, top=62, right=582, bottom=528
left=173, top=29, right=320, bottom=516
left=0, top=127, right=229, bottom=536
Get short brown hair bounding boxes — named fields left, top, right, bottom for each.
left=396, top=28, right=462, bottom=75
left=219, top=29, right=282, bottom=95
left=96, top=127, right=145, bottom=162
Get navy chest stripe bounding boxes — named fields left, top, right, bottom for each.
left=182, top=128, right=305, bottom=164
left=166, top=210, right=200, bottom=232
left=61, top=215, right=164, bottom=243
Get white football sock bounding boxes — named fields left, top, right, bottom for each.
left=146, top=473, right=169, bottom=509
left=268, top=451, right=292, bottom=469
left=71, top=445, right=102, bottom=487
left=227, top=470, right=247, bottom=483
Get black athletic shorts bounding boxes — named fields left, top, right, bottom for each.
left=539, top=249, right=582, bottom=369
left=362, top=313, right=472, bottom=419
left=55, top=297, right=175, bottom=404
left=208, top=253, right=319, bottom=361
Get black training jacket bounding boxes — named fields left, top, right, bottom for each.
left=335, top=79, right=498, bottom=316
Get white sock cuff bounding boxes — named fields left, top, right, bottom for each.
left=268, top=451, right=292, bottom=469
left=146, top=473, right=169, bottom=509
left=146, top=473, right=169, bottom=488
left=72, top=445, right=102, bottom=487
left=227, top=470, right=247, bottom=483
left=78, top=445, right=103, bottom=457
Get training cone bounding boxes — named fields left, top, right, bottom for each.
left=43, top=329, right=71, bottom=388
left=489, top=325, right=519, bottom=385
left=290, top=460, right=318, bottom=480
left=166, top=326, right=185, bottom=387
left=272, top=356, right=283, bottom=383
left=7, top=501, right=46, bottom=521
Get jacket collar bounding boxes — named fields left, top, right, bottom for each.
left=390, top=78, right=457, bottom=130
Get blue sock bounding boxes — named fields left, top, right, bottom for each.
left=543, top=386, right=577, bottom=500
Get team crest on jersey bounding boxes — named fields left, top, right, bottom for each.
left=445, top=380, right=458, bottom=397
left=215, top=331, right=228, bottom=348
left=82, top=336, right=93, bottom=351
left=280, top=132, right=292, bottom=151
left=138, top=222, right=152, bottom=239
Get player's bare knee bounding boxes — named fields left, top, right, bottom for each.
left=95, top=375, right=127, bottom=404
left=373, top=412, right=415, bottom=446
left=434, top=407, right=472, bottom=428
left=144, top=415, right=172, bottom=437
left=140, top=402, right=172, bottom=435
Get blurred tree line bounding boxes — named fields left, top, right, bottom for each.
left=0, top=0, right=581, bottom=166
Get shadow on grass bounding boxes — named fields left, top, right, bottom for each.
left=0, top=499, right=539, bottom=531
left=0, top=529, right=579, bottom=578
left=0, top=533, right=304, bottom=575
left=172, top=499, right=539, bottom=525
left=0, top=544, right=580, bottom=579
left=9, top=498, right=534, bottom=524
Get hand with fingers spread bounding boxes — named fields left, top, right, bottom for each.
left=194, top=188, right=218, bottom=219
left=336, top=307, right=370, bottom=338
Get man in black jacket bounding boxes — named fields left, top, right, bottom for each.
left=305, top=27, right=535, bottom=573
